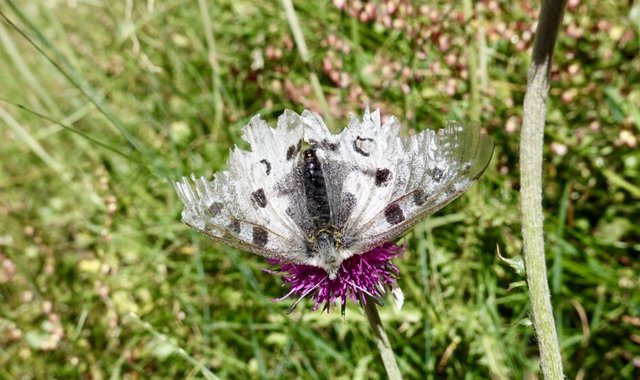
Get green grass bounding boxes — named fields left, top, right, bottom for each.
left=1, top=1, right=639, bottom=378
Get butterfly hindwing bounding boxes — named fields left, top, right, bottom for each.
left=351, top=119, right=494, bottom=253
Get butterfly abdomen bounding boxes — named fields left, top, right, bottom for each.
left=302, top=148, right=332, bottom=227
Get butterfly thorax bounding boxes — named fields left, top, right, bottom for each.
left=302, top=148, right=343, bottom=278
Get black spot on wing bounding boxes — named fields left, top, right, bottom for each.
left=286, top=146, right=296, bottom=160
left=251, top=188, right=267, bottom=208
left=413, top=189, right=428, bottom=206
left=352, top=136, right=373, bottom=157
left=229, top=219, right=241, bottom=234
left=260, top=159, right=271, bottom=175
left=384, top=203, right=405, bottom=225
left=252, top=226, right=268, bottom=247
left=207, top=202, right=223, bottom=215
left=375, top=168, right=392, bottom=187
left=320, top=139, right=339, bottom=151
left=462, top=162, right=472, bottom=174
left=432, top=167, right=445, bottom=182
left=286, top=140, right=302, bottom=161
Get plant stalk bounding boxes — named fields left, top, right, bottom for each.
left=280, top=0, right=335, bottom=129
left=520, top=0, right=567, bottom=379
left=197, top=0, right=225, bottom=128
left=363, top=297, right=403, bottom=380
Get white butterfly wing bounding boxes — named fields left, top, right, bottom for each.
left=175, top=111, right=312, bottom=263
left=303, top=108, right=493, bottom=256
left=351, top=119, right=493, bottom=253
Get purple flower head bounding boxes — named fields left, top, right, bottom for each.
left=268, top=242, right=405, bottom=313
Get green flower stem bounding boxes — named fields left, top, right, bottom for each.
left=280, top=0, right=335, bottom=129
left=520, top=1, right=567, bottom=379
left=363, top=297, right=403, bottom=380
left=197, top=0, right=224, bottom=129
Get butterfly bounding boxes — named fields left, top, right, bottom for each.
left=175, top=108, right=493, bottom=279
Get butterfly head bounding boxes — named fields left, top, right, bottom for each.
left=306, top=226, right=347, bottom=279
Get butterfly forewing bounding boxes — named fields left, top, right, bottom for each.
left=176, top=112, right=313, bottom=263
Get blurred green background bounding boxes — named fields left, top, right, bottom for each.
left=1, top=0, right=639, bottom=378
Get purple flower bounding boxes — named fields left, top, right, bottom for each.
left=267, top=242, right=405, bottom=313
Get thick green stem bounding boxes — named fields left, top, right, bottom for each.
left=363, top=297, right=403, bottom=380
left=520, top=1, right=567, bottom=379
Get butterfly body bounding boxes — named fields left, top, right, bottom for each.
left=301, top=147, right=351, bottom=278
left=175, top=108, right=494, bottom=279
